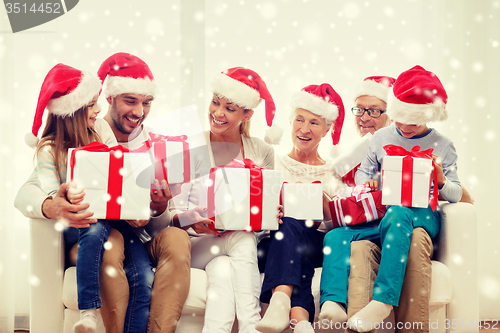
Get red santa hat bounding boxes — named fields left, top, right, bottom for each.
left=25, top=63, right=102, bottom=148
left=387, top=65, right=448, bottom=125
left=290, top=83, right=345, bottom=145
left=211, top=67, right=282, bottom=144
left=98, top=52, right=156, bottom=98
left=353, top=76, right=396, bottom=103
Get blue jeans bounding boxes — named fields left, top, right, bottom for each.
left=64, top=221, right=154, bottom=333
left=320, top=205, right=440, bottom=308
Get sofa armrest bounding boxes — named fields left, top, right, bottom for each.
left=30, top=218, right=65, bottom=333
left=436, top=202, right=479, bottom=333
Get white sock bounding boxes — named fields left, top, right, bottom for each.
left=318, top=301, right=347, bottom=324
left=349, top=300, right=392, bottom=333
left=256, top=291, right=291, bottom=333
left=293, top=320, right=315, bottom=333
left=73, top=309, right=97, bottom=333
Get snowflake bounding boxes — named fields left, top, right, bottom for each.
left=30, top=275, right=41, bottom=287
left=449, top=58, right=461, bottom=69
left=472, top=61, right=484, bottom=72
left=485, top=130, right=495, bottom=141
left=342, top=2, right=360, bottom=19
left=210, top=245, right=220, bottom=255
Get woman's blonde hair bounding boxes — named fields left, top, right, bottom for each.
left=239, top=109, right=252, bottom=137
left=35, top=105, right=101, bottom=182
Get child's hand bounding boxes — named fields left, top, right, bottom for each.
left=431, top=154, right=446, bottom=188
left=364, top=180, right=378, bottom=192
left=67, top=182, right=85, bottom=204
left=277, top=204, right=284, bottom=224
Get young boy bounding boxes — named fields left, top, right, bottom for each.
left=319, top=65, right=462, bottom=332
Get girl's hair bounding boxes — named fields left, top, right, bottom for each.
left=239, top=109, right=252, bottom=138
left=35, top=104, right=101, bottom=182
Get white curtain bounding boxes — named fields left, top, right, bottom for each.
left=0, top=7, right=17, bottom=332
left=0, top=194, right=16, bottom=332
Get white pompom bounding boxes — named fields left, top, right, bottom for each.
left=329, top=144, right=342, bottom=159
left=264, top=123, right=283, bottom=145
left=25, top=132, right=39, bottom=148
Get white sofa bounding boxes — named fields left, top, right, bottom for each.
left=29, top=202, right=478, bottom=333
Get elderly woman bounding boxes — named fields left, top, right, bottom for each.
left=256, top=84, right=346, bottom=333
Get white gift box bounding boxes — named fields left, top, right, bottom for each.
left=381, top=155, right=433, bottom=208
left=150, top=139, right=195, bottom=185
left=282, top=183, right=323, bottom=221
left=198, top=165, right=281, bottom=231
left=331, top=133, right=372, bottom=186
left=69, top=148, right=152, bottom=220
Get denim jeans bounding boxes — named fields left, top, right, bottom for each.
left=64, top=221, right=154, bottom=333
left=320, top=205, right=440, bottom=308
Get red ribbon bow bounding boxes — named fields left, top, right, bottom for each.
left=69, top=142, right=132, bottom=220
left=207, top=158, right=265, bottom=231
left=383, top=145, right=438, bottom=211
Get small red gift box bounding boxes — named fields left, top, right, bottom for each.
left=134, top=132, right=194, bottom=185
left=329, top=186, right=386, bottom=229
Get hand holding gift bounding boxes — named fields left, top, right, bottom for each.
left=364, top=179, right=379, bottom=192
left=67, top=181, right=85, bottom=205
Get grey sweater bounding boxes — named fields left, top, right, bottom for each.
left=355, top=125, right=462, bottom=203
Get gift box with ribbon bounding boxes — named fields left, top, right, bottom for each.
left=331, top=133, right=372, bottom=186
left=329, top=184, right=387, bottom=228
left=68, top=142, right=152, bottom=220
left=198, top=159, right=281, bottom=231
left=134, top=132, right=194, bottom=185
left=281, top=182, right=323, bottom=222
left=381, top=145, right=438, bottom=210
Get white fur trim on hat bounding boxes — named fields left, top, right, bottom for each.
left=25, top=132, right=39, bottom=149
left=103, top=75, right=157, bottom=98
left=353, top=80, right=390, bottom=103
left=47, top=71, right=101, bottom=117
left=264, top=122, right=283, bottom=145
left=387, top=88, right=448, bottom=125
left=290, top=90, right=339, bottom=122
left=211, top=73, right=261, bottom=109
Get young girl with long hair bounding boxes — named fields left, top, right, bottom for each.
left=29, top=63, right=122, bottom=333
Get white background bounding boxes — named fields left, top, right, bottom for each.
left=0, top=0, right=499, bottom=329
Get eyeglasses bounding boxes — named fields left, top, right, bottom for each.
left=351, top=107, right=386, bottom=118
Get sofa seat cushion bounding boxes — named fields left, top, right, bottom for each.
left=62, top=267, right=78, bottom=310
left=61, top=261, right=451, bottom=315
left=430, top=261, right=453, bottom=305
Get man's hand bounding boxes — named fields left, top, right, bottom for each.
left=42, top=183, right=97, bottom=228
left=125, top=219, right=150, bottom=228
left=364, top=180, right=379, bottom=191
left=150, top=179, right=172, bottom=216
left=67, top=182, right=84, bottom=204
